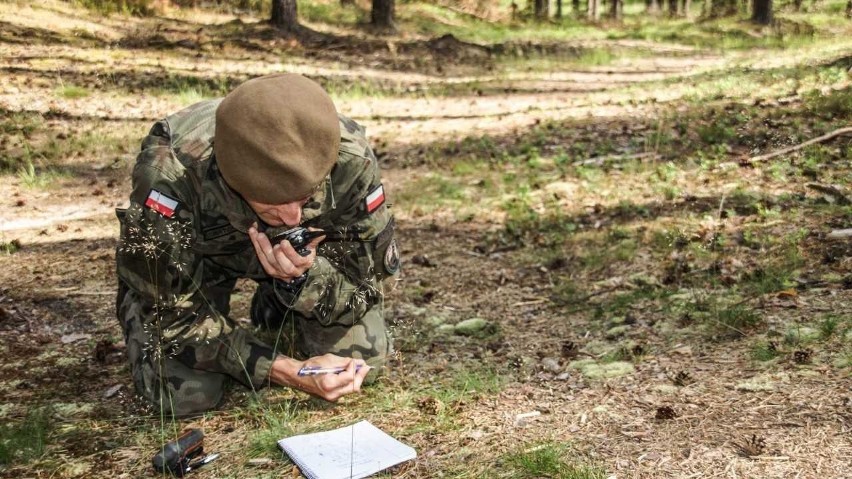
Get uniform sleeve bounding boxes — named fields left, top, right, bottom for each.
left=116, top=122, right=276, bottom=389
left=273, top=131, right=399, bottom=326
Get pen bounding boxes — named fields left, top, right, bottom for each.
left=298, top=365, right=366, bottom=376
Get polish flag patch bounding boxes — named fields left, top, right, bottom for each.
left=365, top=184, right=385, bottom=214
left=144, top=189, right=179, bottom=218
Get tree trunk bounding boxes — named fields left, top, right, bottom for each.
left=270, top=0, right=299, bottom=33
left=846, top=0, right=851, bottom=17
left=646, top=0, right=660, bottom=14
left=708, top=0, right=737, bottom=17
left=340, top=0, right=355, bottom=6
left=371, top=0, right=396, bottom=30
left=534, top=0, right=550, bottom=19
left=588, top=0, right=601, bottom=20
left=751, top=0, right=772, bottom=24
left=573, top=0, right=582, bottom=15
left=668, top=0, right=678, bottom=15
left=556, top=0, right=564, bottom=18
left=681, top=0, right=691, bottom=16
left=610, top=0, right=623, bottom=18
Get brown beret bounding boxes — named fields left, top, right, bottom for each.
left=214, top=73, right=340, bottom=204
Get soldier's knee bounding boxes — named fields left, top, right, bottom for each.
left=132, top=359, right=227, bottom=418
left=162, top=387, right=224, bottom=418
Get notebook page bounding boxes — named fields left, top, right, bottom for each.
left=278, top=420, right=416, bottom=479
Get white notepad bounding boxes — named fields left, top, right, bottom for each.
left=278, top=420, right=416, bottom=479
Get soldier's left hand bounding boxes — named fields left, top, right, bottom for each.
left=248, top=225, right=323, bottom=282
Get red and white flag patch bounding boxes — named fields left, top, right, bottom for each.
left=365, top=184, right=385, bottom=214
left=145, top=189, right=179, bottom=218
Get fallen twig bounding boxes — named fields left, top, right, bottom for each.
left=827, top=229, right=852, bottom=239
left=748, top=126, right=852, bottom=163
left=573, top=151, right=659, bottom=167
left=807, top=182, right=851, bottom=205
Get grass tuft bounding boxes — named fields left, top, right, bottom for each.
left=0, top=407, right=52, bottom=465
left=751, top=341, right=781, bottom=361
left=506, top=442, right=606, bottom=479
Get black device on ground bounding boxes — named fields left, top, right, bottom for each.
left=270, top=227, right=361, bottom=256
left=152, top=429, right=215, bottom=477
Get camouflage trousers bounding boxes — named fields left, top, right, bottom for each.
left=117, top=280, right=391, bottom=418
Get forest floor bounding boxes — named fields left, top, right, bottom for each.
left=0, top=1, right=851, bottom=478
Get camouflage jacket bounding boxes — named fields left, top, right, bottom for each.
left=116, top=99, right=398, bottom=389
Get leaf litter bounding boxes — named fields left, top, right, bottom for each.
left=0, top=1, right=851, bottom=478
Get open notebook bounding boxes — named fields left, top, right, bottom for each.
left=278, top=420, right=416, bottom=479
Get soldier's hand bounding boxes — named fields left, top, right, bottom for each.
left=270, top=354, right=370, bottom=402
left=248, top=225, right=323, bottom=282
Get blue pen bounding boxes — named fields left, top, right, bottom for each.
left=297, top=364, right=366, bottom=376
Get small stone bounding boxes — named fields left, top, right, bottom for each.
left=541, top=357, right=562, bottom=373
left=555, top=372, right=571, bottom=381
left=454, top=318, right=494, bottom=336
left=785, top=326, right=820, bottom=343
left=61, top=333, right=91, bottom=344
left=425, top=315, right=447, bottom=327
left=736, top=374, right=775, bottom=392
left=569, top=360, right=634, bottom=379
left=436, top=324, right=455, bottom=335
left=605, top=325, right=630, bottom=339
left=103, top=384, right=123, bottom=399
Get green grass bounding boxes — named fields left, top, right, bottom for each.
left=56, top=84, right=90, bottom=99
left=819, top=315, right=842, bottom=339
left=428, top=367, right=504, bottom=414
left=751, top=341, right=781, bottom=361
left=0, top=407, right=52, bottom=465
left=74, top=0, right=151, bottom=15
left=0, top=239, right=21, bottom=255
left=243, top=401, right=300, bottom=458
left=299, top=0, right=363, bottom=26
left=17, top=159, right=61, bottom=188
left=153, top=74, right=235, bottom=101
left=713, top=304, right=762, bottom=337
left=505, top=442, right=606, bottom=479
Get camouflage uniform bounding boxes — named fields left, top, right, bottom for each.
left=115, top=99, right=399, bottom=417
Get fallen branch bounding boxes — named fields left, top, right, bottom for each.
left=807, top=182, right=851, bottom=205
left=573, top=151, right=659, bottom=167
left=748, top=126, right=852, bottom=163
left=827, top=229, right=852, bottom=239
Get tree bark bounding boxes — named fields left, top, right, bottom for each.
left=708, top=0, right=738, bottom=17
left=646, top=0, right=660, bottom=14
left=588, top=0, right=601, bottom=20
left=751, top=0, right=772, bottom=24
left=610, top=0, right=623, bottom=18
left=681, top=0, right=691, bottom=16
left=668, top=0, right=678, bottom=15
left=534, top=0, right=550, bottom=19
left=556, top=0, right=564, bottom=18
left=573, top=0, right=582, bottom=15
left=270, top=0, right=299, bottom=33
left=371, top=0, right=396, bottom=30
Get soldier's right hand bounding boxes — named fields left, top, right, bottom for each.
left=248, top=225, right=323, bottom=282
left=269, top=354, right=370, bottom=402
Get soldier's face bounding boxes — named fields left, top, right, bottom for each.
left=246, top=197, right=310, bottom=227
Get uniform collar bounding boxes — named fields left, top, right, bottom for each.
left=209, top=158, right=258, bottom=234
